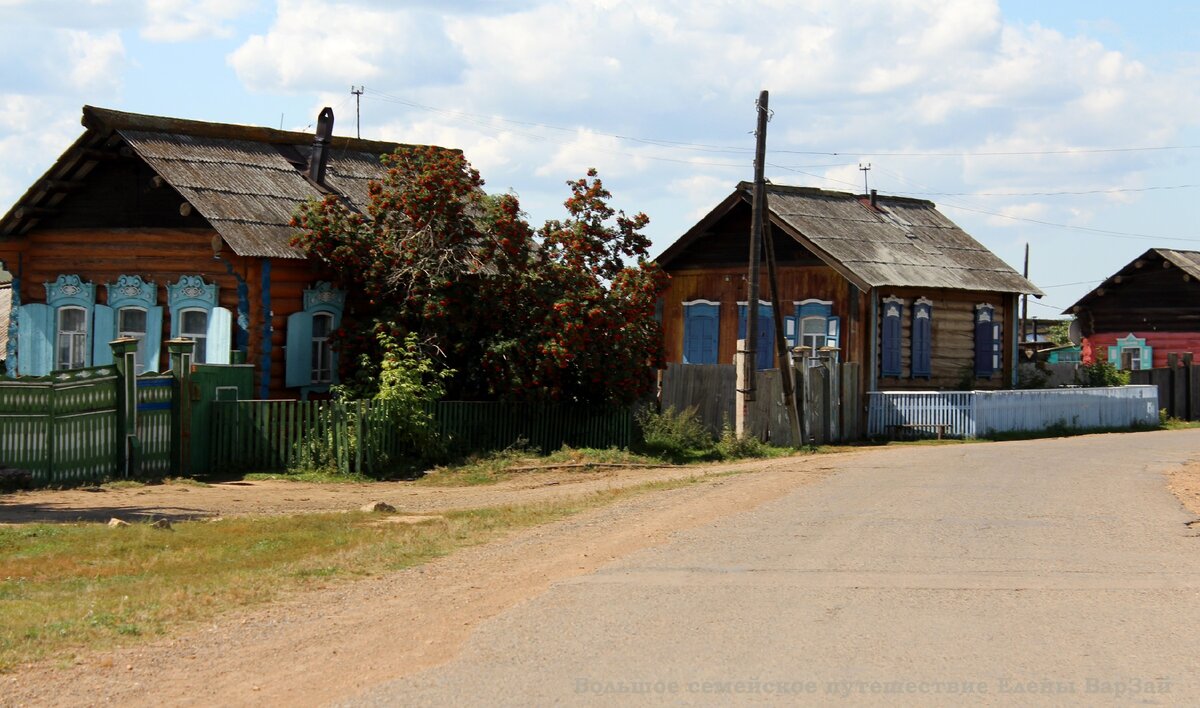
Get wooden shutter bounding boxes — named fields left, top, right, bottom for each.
left=207, top=307, right=233, bottom=365
left=881, top=300, right=902, bottom=378
left=16, top=303, right=53, bottom=377
left=974, top=305, right=994, bottom=377
left=911, top=302, right=932, bottom=379
left=286, top=311, right=314, bottom=388
left=91, top=304, right=115, bottom=366
left=825, top=316, right=841, bottom=350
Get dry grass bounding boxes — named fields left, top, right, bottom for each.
left=0, top=474, right=720, bottom=672
left=418, top=446, right=663, bottom=487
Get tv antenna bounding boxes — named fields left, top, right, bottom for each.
left=351, top=86, right=364, bottom=138
left=859, top=162, right=872, bottom=194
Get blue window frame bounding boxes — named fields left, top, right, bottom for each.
left=794, top=299, right=840, bottom=362
left=16, top=274, right=101, bottom=377
left=881, top=296, right=903, bottom=377
left=911, top=297, right=932, bottom=379
left=167, top=276, right=231, bottom=365
left=738, top=300, right=775, bottom=370
left=974, top=303, right=999, bottom=378
left=682, top=300, right=719, bottom=365
left=286, top=282, right=347, bottom=392
left=1108, top=334, right=1152, bottom=371
left=96, top=275, right=163, bottom=373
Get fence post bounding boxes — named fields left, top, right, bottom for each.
left=110, top=337, right=140, bottom=478
left=167, top=339, right=195, bottom=476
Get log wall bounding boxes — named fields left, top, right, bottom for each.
left=0, top=227, right=325, bottom=398
left=871, top=287, right=1013, bottom=391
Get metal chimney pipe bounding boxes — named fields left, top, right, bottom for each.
left=308, top=107, right=334, bottom=186
left=869, top=188, right=878, bottom=209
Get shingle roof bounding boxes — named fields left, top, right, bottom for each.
left=659, top=182, right=1042, bottom=295
left=0, top=106, right=456, bottom=259
left=1065, top=248, right=1200, bottom=313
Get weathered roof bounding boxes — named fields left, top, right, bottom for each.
left=1065, top=248, right=1200, bottom=313
left=0, top=106, right=455, bottom=259
left=659, top=182, right=1042, bottom=296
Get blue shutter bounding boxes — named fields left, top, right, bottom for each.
left=144, top=305, right=163, bottom=373
left=912, top=303, right=932, bottom=379
left=974, top=306, right=995, bottom=377
left=881, top=300, right=902, bottom=378
left=207, top=307, right=233, bottom=365
left=92, top=304, right=115, bottom=366
left=826, top=316, right=841, bottom=350
left=17, top=303, right=53, bottom=377
left=286, top=311, right=314, bottom=387
left=737, top=305, right=747, bottom=341
left=756, top=312, right=773, bottom=370
left=683, top=304, right=719, bottom=365
left=784, top=315, right=796, bottom=348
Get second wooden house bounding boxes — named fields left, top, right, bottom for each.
left=657, top=182, right=1042, bottom=394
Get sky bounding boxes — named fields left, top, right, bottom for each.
left=3, top=0, right=1200, bottom=323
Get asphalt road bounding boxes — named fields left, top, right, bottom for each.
left=349, top=431, right=1200, bottom=706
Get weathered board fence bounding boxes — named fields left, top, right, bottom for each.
left=1128, top=353, right=1199, bottom=420
left=660, top=359, right=862, bottom=445
left=867, top=386, right=1159, bottom=439
left=0, top=339, right=179, bottom=486
left=211, top=400, right=634, bottom=476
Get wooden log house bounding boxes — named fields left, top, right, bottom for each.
left=657, top=183, right=1042, bottom=397
left=0, top=106, right=451, bottom=399
left=1067, top=248, right=1200, bottom=370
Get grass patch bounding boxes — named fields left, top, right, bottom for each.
left=241, top=470, right=378, bottom=485
left=418, top=446, right=665, bottom=487
left=0, top=472, right=731, bottom=672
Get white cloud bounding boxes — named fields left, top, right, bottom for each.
left=142, top=0, right=253, bottom=42
left=228, top=0, right=464, bottom=92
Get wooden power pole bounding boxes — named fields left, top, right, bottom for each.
left=738, top=90, right=769, bottom=437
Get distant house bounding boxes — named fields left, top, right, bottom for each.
left=1066, top=248, right=1200, bottom=370
left=656, top=183, right=1042, bottom=394
left=0, top=105, right=451, bottom=397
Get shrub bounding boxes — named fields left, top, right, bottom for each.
left=1077, top=360, right=1129, bottom=387
left=715, top=427, right=770, bottom=459
left=635, top=406, right=715, bottom=458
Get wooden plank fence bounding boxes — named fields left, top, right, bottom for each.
left=661, top=360, right=862, bottom=445
left=0, top=367, right=119, bottom=486
left=211, top=399, right=635, bottom=476
left=1129, top=354, right=1199, bottom=420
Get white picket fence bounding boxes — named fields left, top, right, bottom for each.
left=867, top=386, right=1159, bottom=439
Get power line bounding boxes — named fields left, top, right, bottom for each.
left=936, top=202, right=1200, bottom=243
left=363, top=87, right=1200, bottom=160
left=905, top=184, right=1200, bottom=197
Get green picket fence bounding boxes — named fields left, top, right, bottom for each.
left=210, top=399, right=634, bottom=475
left=0, top=367, right=119, bottom=486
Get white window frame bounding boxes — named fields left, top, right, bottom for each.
left=118, top=306, right=149, bottom=375
left=179, top=307, right=209, bottom=365
left=311, top=312, right=335, bottom=384
left=56, top=305, right=88, bottom=371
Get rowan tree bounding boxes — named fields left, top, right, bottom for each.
left=291, top=149, right=666, bottom=406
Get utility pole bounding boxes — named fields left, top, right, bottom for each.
left=859, top=163, right=871, bottom=194
left=1021, top=242, right=1030, bottom=347
left=738, top=90, right=769, bottom=439
left=351, top=86, right=364, bottom=138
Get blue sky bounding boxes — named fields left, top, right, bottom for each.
left=3, top=0, right=1200, bottom=321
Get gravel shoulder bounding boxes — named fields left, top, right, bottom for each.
left=0, top=455, right=841, bottom=524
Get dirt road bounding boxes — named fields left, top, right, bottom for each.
left=5, top=431, right=1200, bottom=706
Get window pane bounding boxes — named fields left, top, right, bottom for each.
left=181, top=309, right=208, bottom=336
left=60, top=308, right=85, bottom=332
left=313, top=313, right=333, bottom=337
left=119, top=308, right=147, bottom=333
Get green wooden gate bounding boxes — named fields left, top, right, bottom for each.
left=0, top=367, right=119, bottom=486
